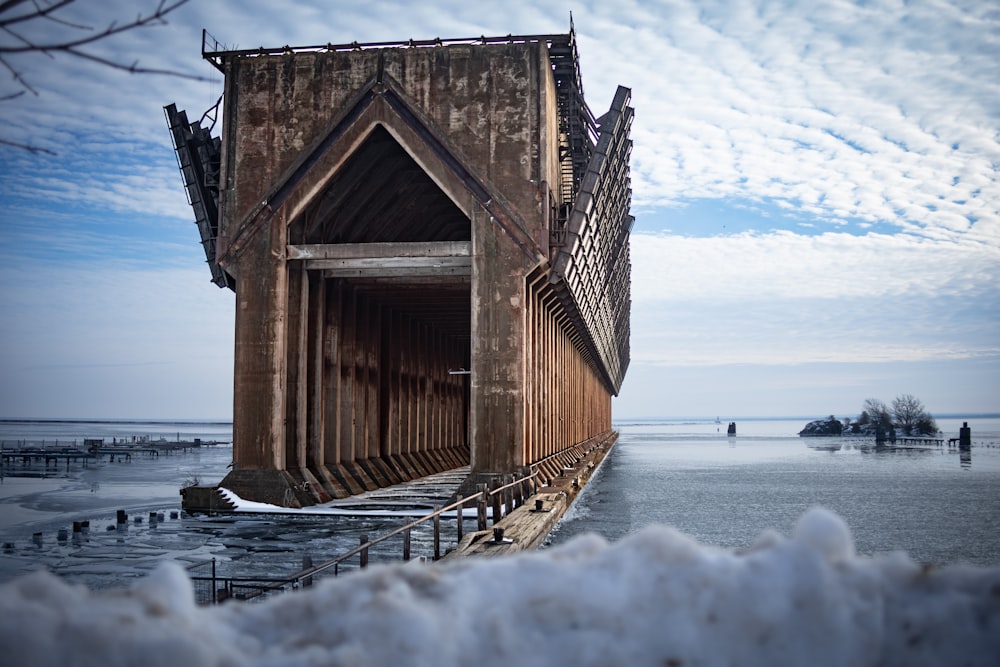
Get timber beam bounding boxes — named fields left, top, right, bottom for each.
left=288, top=241, right=471, bottom=277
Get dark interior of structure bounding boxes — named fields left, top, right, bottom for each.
left=300, top=126, right=470, bottom=245
left=295, top=125, right=472, bottom=351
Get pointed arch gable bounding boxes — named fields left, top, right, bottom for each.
left=220, top=73, right=542, bottom=265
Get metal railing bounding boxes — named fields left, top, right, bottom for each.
left=185, top=432, right=617, bottom=604
left=186, top=471, right=538, bottom=604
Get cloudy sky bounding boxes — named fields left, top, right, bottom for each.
left=0, top=0, right=997, bottom=421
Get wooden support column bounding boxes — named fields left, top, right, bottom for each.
left=307, top=273, right=326, bottom=467
left=427, top=328, right=438, bottom=455
left=382, top=310, right=398, bottom=459
left=401, top=316, right=413, bottom=456
left=339, top=285, right=357, bottom=464
left=434, top=329, right=444, bottom=454
left=354, top=296, right=368, bottom=461
left=323, top=281, right=343, bottom=466
left=417, top=322, right=428, bottom=455
left=365, top=301, right=380, bottom=462
left=545, top=294, right=555, bottom=459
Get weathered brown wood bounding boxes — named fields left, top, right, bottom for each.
left=287, top=241, right=471, bottom=260
left=445, top=434, right=617, bottom=559
left=433, top=505, right=441, bottom=560
left=491, top=487, right=502, bottom=526
left=477, top=484, right=488, bottom=531
left=307, top=272, right=325, bottom=469
left=339, top=285, right=356, bottom=464
left=304, top=257, right=471, bottom=276
left=206, top=32, right=630, bottom=508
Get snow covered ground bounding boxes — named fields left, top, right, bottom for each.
left=1, top=507, right=998, bottom=667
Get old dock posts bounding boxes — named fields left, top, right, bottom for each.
left=167, top=26, right=633, bottom=508
left=959, top=422, right=972, bottom=449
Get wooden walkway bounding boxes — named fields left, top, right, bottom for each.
left=323, top=466, right=470, bottom=512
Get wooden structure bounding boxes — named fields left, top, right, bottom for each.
left=166, top=27, right=633, bottom=507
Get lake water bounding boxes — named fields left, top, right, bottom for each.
left=2, top=416, right=998, bottom=592
left=0, top=419, right=459, bottom=590
left=545, top=416, right=1000, bottom=567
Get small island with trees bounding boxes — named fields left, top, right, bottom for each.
left=799, top=394, right=939, bottom=440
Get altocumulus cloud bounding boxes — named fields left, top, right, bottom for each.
left=0, top=0, right=997, bottom=417
left=577, top=0, right=999, bottom=242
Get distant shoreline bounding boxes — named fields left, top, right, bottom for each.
left=2, top=414, right=998, bottom=426
left=0, top=418, right=233, bottom=425
left=613, top=413, right=1000, bottom=423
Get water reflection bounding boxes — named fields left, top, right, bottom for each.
left=548, top=418, right=1000, bottom=566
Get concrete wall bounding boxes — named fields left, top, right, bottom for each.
left=210, top=38, right=618, bottom=506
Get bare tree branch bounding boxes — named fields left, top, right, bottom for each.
left=0, top=1, right=76, bottom=29
left=0, top=1, right=38, bottom=18
left=65, top=45, right=212, bottom=81
left=0, top=136, right=57, bottom=154
left=0, top=51, right=39, bottom=95
left=0, top=0, right=188, bottom=54
left=1, top=0, right=213, bottom=153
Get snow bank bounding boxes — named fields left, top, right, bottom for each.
left=1, top=508, right=997, bottom=667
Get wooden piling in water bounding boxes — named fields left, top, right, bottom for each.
left=960, top=422, right=972, bottom=449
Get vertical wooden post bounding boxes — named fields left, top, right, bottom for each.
left=492, top=484, right=502, bottom=525
left=960, top=422, right=972, bottom=449
left=360, top=534, right=369, bottom=568
left=403, top=527, right=411, bottom=561
left=477, top=484, right=488, bottom=531
left=521, top=466, right=532, bottom=501
left=302, top=554, right=313, bottom=587
left=456, top=498, right=464, bottom=541
left=324, top=280, right=342, bottom=467
left=504, top=474, right=514, bottom=515
left=433, top=505, right=441, bottom=560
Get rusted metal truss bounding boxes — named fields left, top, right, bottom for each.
left=551, top=86, right=634, bottom=394
left=163, top=103, right=233, bottom=290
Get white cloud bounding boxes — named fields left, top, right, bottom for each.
left=629, top=230, right=1000, bottom=366
left=4, top=0, right=996, bottom=242
left=1, top=0, right=998, bottom=419
left=633, top=231, right=999, bottom=302
left=575, top=0, right=999, bottom=242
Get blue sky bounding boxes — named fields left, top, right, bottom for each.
left=0, top=0, right=997, bottom=421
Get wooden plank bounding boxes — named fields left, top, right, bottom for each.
left=287, top=241, right=471, bottom=260
left=305, top=256, right=471, bottom=275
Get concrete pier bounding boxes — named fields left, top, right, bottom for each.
left=168, top=26, right=633, bottom=508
